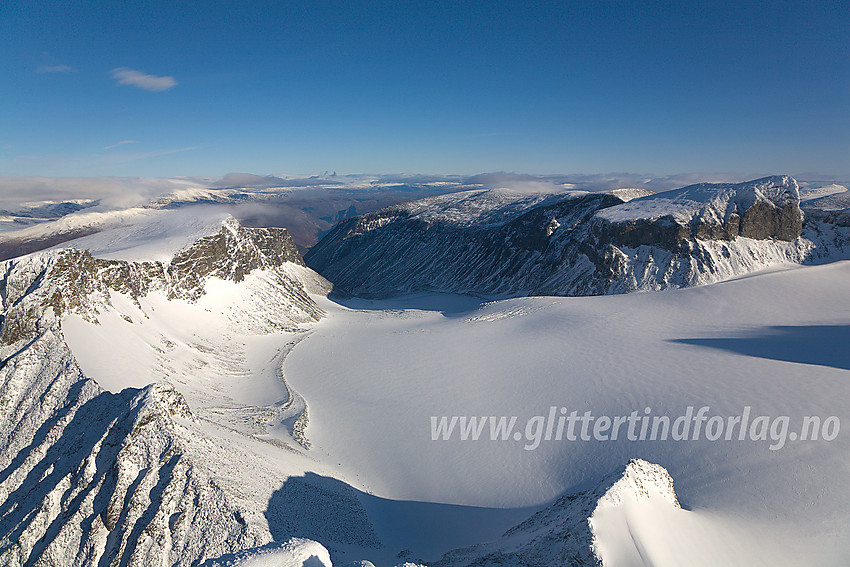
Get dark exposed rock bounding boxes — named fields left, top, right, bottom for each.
left=167, top=221, right=304, bottom=300
left=596, top=175, right=804, bottom=252
left=0, top=218, right=325, bottom=566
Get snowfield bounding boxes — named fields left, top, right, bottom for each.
left=283, top=261, right=850, bottom=564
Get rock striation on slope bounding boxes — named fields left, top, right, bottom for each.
left=435, top=459, right=680, bottom=567
left=800, top=187, right=850, bottom=261
left=306, top=176, right=823, bottom=298
left=0, top=219, right=323, bottom=566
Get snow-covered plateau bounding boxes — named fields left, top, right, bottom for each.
left=0, top=175, right=849, bottom=566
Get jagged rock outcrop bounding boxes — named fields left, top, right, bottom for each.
left=305, top=176, right=814, bottom=298
left=167, top=219, right=305, bottom=300
left=0, top=315, right=267, bottom=566
left=1, top=218, right=321, bottom=345
left=435, top=459, right=680, bottom=567
left=0, top=219, right=324, bottom=566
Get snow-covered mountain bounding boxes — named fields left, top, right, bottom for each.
left=0, top=174, right=481, bottom=261
left=306, top=176, right=848, bottom=298
left=1, top=213, right=725, bottom=567
left=0, top=218, right=329, bottom=565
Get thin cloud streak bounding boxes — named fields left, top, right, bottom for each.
left=103, top=140, right=138, bottom=150
left=110, top=67, right=177, bottom=91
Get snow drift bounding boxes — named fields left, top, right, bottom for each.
left=436, top=458, right=681, bottom=567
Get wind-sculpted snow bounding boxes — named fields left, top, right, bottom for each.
left=435, top=459, right=680, bottom=567
left=201, top=537, right=333, bottom=567
left=0, top=219, right=329, bottom=565
left=306, top=176, right=824, bottom=298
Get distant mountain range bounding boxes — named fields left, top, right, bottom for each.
left=306, top=176, right=850, bottom=298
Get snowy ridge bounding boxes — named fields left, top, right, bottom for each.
left=596, top=175, right=800, bottom=226
left=306, top=176, right=829, bottom=298
left=800, top=185, right=850, bottom=261
left=607, top=187, right=655, bottom=202
left=52, top=207, right=235, bottom=262
left=0, top=218, right=333, bottom=565
left=435, top=459, right=680, bottom=567
left=394, top=188, right=578, bottom=227
left=0, top=317, right=267, bottom=565
left=0, top=173, right=489, bottom=261
left=802, top=186, right=850, bottom=227
left=201, top=537, right=333, bottom=567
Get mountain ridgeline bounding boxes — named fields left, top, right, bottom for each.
left=305, top=176, right=830, bottom=298
left=0, top=219, right=323, bottom=566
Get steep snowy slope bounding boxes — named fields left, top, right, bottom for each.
left=435, top=457, right=800, bottom=567
left=436, top=459, right=680, bottom=566
left=800, top=185, right=850, bottom=262
left=0, top=218, right=345, bottom=565
left=306, top=176, right=838, bottom=298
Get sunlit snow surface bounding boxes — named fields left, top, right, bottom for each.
left=61, top=249, right=850, bottom=564
left=283, top=262, right=850, bottom=564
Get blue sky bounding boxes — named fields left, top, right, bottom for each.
left=1, top=1, right=848, bottom=178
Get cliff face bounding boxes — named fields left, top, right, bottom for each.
left=594, top=175, right=804, bottom=250
left=0, top=219, right=323, bottom=566
left=167, top=220, right=306, bottom=300
left=305, top=176, right=812, bottom=298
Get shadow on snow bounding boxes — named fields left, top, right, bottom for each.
left=673, top=324, right=850, bottom=371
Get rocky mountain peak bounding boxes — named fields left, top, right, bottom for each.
left=0, top=218, right=320, bottom=346
left=0, top=217, right=327, bottom=565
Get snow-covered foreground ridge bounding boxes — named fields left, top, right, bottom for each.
left=435, top=458, right=681, bottom=567
left=306, top=175, right=850, bottom=297
left=0, top=218, right=328, bottom=565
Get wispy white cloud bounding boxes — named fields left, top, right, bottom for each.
left=36, top=64, right=76, bottom=74
left=103, top=140, right=138, bottom=150
left=110, top=67, right=177, bottom=91
left=0, top=176, right=200, bottom=211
